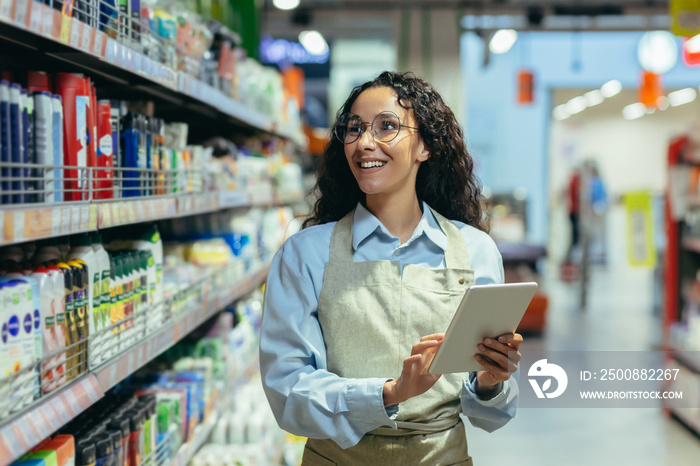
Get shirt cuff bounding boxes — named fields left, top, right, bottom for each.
left=464, top=372, right=510, bottom=407
left=347, top=378, right=399, bottom=428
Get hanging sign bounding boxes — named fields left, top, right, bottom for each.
left=638, top=71, right=663, bottom=109
left=624, top=191, right=656, bottom=268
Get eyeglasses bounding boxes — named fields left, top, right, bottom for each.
left=334, top=111, right=419, bottom=144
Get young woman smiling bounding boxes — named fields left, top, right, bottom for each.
left=260, top=71, right=522, bottom=465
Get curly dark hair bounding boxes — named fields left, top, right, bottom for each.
left=303, top=71, right=489, bottom=232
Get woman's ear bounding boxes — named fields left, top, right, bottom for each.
left=418, top=145, right=430, bottom=162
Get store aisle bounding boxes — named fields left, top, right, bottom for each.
left=464, top=265, right=700, bottom=465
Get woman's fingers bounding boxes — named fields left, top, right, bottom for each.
left=474, top=354, right=511, bottom=379
left=411, top=339, right=440, bottom=355
left=420, top=333, right=445, bottom=342
left=496, top=332, right=524, bottom=350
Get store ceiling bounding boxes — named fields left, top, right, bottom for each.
left=262, top=0, right=671, bottom=41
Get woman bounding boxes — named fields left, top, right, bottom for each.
left=260, top=71, right=521, bottom=465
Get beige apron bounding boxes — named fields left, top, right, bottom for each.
left=302, top=207, right=476, bottom=466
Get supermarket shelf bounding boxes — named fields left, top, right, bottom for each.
left=681, top=236, right=700, bottom=254
left=0, top=263, right=270, bottom=466
left=670, top=346, right=700, bottom=375
left=172, top=354, right=260, bottom=466
left=0, top=189, right=305, bottom=246
left=0, top=3, right=305, bottom=146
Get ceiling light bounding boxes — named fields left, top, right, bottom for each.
left=552, top=105, right=570, bottom=120
left=299, top=30, right=329, bottom=56
left=622, top=102, right=646, bottom=120
left=489, top=29, right=518, bottom=54
left=565, top=96, right=587, bottom=115
left=668, top=88, right=697, bottom=106
left=584, top=90, right=604, bottom=106
left=600, top=80, right=622, bottom=98
left=273, top=0, right=300, bottom=10
left=637, top=31, right=679, bottom=74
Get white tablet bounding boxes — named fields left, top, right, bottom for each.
left=427, top=282, right=538, bottom=375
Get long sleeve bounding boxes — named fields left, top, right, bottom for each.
left=259, top=240, right=398, bottom=449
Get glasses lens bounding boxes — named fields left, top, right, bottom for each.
left=335, top=114, right=362, bottom=144
left=373, top=112, right=401, bottom=142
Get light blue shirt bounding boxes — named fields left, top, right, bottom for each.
left=260, top=201, right=519, bottom=449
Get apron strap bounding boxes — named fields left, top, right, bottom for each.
left=328, top=209, right=356, bottom=263
left=427, top=206, right=471, bottom=270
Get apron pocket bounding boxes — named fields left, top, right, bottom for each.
left=302, top=444, right=338, bottom=466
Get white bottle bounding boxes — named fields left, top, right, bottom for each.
left=133, top=226, right=163, bottom=323
left=33, top=91, right=53, bottom=203
left=90, top=232, right=111, bottom=360
left=45, top=265, right=67, bottom=388
left=66, top=234, right=101, bottom=367
left=52, top=94, right=64, bottom=203
left=0, top=284, right=9, bottom=417
left=29, top=268, right=58, bottom=394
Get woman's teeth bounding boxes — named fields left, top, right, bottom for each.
left=360, top=161, right=387, bottom=168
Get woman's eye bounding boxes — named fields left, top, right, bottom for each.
left=348, top=126, right=361, bottom=135
left=380, top=120, right=397, bottom=130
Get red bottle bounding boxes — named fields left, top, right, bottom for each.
left=55, top=73, right=89, bottom=201
left=95, top=101, right=114, bottom=199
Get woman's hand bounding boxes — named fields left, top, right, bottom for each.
left=383, top=333, right=444, bottom=406
left=474, top=332, right=523, bottom=395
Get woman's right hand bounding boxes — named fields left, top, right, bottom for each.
left=383, top=333, right=444, bottom=406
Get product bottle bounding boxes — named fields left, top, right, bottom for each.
left=51, top=94, right=64, bottom=202
left=57, top=262, right=77, bottom=380
left=9, top=83, right=22, bottom=203
left=67, top=260, right=87, bottom=374
left=33, top=91, right=54, bottom=204
left=75, top=441, right=96, bottom=466
left=107, top=257, right=118, bottom=349
left=132, top=226, right=163, bottom=314
left=32, top=238, right=62, bottom=265
left=90, top=233, right=111, bottom=358
left=109, top=100, right=121, bottom=198
left=22, top=89, right=35, bottom=203
left=67, top=235, right=99, bottom=366
left=93, top=434, right=114, bottom=466
left=120, top=113, right=139, bottom=198
left=56, top=73, right=90, bottom=201
left=29, top=267, right=58, bottom=394
left=46, top=264, right=67, bottom=388
left=107, top=416, right=129, bottom=466
left=1, top=80, right=10, bottom=204
left=113, top=256, right=124, bottom=348
left=26, top=71, right=52, bottom=94
left=95, top=101, right=114, bottom=199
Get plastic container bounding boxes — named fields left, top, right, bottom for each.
left=95, top=101, right=113, bottom=199
left=67, top=235, right=99, bottom=366
left=55, top=73, right=89, bottom=201
left=1, top=80, right=10, bottom=204
left=51, top=94, right=64, bottom=202
left=33, top=91, right=53, bottom=203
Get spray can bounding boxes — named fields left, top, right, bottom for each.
left=33, top=91, right=53, bottom=203
left=1, top=80, right=10, bottom=204
left=109, top=101, right=121, bottom=198
left=51, top=94, right=64, bottom=202
left=9, top=83, right=22, bottom=204
left=26, top=71, right=52, bottom=94
left=120, top=113, right=139, bottom=197
left=22, top=89, right=35, bottom=203
left=87, top=82, right=98, bottom=200
left=56, top=73, right=89, bottom=201
left=95, top=101, right=113, bottom=199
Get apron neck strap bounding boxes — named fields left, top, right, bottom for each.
left=328, top=205, right=472, bottom=269
left=329, top=209, right=356, bottom=262
left=427, top=206, right=471, bottom=270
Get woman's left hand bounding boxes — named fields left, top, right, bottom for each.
left=474, top=332, right=523, bottom=391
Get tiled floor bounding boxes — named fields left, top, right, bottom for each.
left=464, top=264, right=700, bottom=465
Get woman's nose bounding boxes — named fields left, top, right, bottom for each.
left=357, top=126, right=377, bottom=150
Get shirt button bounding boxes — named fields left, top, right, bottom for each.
left=393, top=249, right=401, bottom=256
left=459, top=278, right=465, bottom=284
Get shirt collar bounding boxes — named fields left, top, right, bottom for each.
left=351, top=201, right=448, bottom=252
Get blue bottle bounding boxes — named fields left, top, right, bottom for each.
left=1, top=80, right=10, bottom=204
left=121, top=113, right=139, bottom=197
left=9, top=83, right=22, bottom=204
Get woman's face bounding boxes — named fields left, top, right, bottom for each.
left=344, top=86, right=429, bottom=199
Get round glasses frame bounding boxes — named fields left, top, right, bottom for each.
left=334, top=111, right=419, bottom=144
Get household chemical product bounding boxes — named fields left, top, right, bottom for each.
left=29, top=268, right=59, bottom=394
left=26, top=71, right=52, bottom=94
left=32, top=238, right=62, bottom=265
left=120, top=113, right=139, bottom=197
left=67, top=235, right=99, bottom=366
left=56, top=73, right=89, bottom=201
left=35, top=435, right=76, bottom=466
left=33, top=91, right=53, bottom=203
left=75, top=441, right=95, bottom=466
left=107, top=416, right=129, bottom=466
left=66, top=260, right=88, bottom=374
left=104, top=431, right=122, bottom=466
left=95, top=101, right=113, bottom=199
left=51, top=94, right=64, bottom=202
left=22, top=89, right=34, bottom=203
left=1, top=80, right=10, bottom=204
left=56, top=262, right=78, bottom=380
left=45, top=265, right=68, bottom=387
left=9, top=83, right=22, bottom=203
left=133, top=226, right=163, bottom=310
left=109, top=100, right=121, bottom=198
left=27, top=450, right=58, bottom=466
left=93, top=434, right=114, bottom=466
left=90, top=233, right=111, bottom=359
